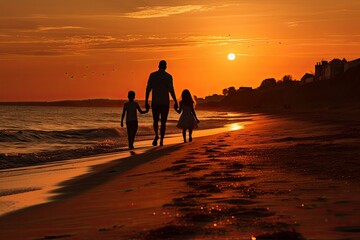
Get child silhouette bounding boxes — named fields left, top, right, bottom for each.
left=175, top=89, right=200, bottom=143
left=121, top=91, right=149, bottom=149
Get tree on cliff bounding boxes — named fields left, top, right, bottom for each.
left=223, top=86, right=237, bottom=96
left=259, top=78, right=276, bottom=88
left=282, top=75, right=293, bottom=82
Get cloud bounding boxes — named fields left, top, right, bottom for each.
left=37, top=26, right=84, bottom=31
left=0, top=46, right=68, bottom=56
left=0, top=34, right=116, bottom=56
left=123, top=5, right=208, bottom=19
left=20, top=50, right=65, bottom=56
left=6, top=31, right=356, bottom=58
left=287, top=21, right=299, bottom=27
left=0, top=33, right=269, bottom=57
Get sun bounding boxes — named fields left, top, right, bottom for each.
left=227, top=53, right=236, bottom=61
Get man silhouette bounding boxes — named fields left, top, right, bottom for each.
left=145, top=60, right=178, bottom=146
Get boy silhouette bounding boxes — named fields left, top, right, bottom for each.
left=121, top=91, right=149, bottom=149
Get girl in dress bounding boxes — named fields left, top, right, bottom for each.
left=175, top=89, right=200, bottom=143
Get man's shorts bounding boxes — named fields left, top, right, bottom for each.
left=151, top=104, right=169, bottom=122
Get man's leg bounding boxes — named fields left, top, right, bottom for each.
left=151, top=105, right=160, bottom=146
left=159, top=105, right=170, bottom=146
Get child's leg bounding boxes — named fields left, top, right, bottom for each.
left=182, top=129, right=187, bottom=143
left=189, top=129, right=193, bottom=142
left=127, top=121, right=138, bottom=149
left=131, top=121, right=138, bottom=148
left=126, top=124, right=131, bottom=148
left=129, top=121, right=138, bottom=149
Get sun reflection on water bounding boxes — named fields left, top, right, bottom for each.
left=228, top=123, right=244, bottom=131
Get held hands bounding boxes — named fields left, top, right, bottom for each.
left=173, top=104, right=178, bottom=111
left=174, top=102, right=181, bottom=113
left=145, top=102, right=150, bottom=111
left=173, top=102, right=180, bottom=113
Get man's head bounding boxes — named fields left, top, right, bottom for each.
left=158, top=60, right=167, bottom=70
left=128, top=90, right=135, bottom=101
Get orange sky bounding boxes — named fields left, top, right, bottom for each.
left=0, top=0, right=359, bottom=101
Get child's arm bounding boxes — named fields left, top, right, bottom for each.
left=137, top=103, right=149, bottom=114
left=191, top=106, right=200, bottom=123
left=121, top=104, right=126, bottom=127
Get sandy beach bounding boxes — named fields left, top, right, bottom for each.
left=0, top=111, right=359, bottom=239
left=2, top=1, right=359, bottom=239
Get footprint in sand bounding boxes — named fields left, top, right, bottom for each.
left=142, top=224, right=201, bottom=239
left=254, top=231, right=304, bottom=240
left=187, top=182, right=223, bottom=193
left=205, top=148, right=219, bottom=153
left=218, top=198, right=257, bottom=205
left=188, top=152, right=201, bottom=156
left=164, top=165, right=186, bottom=172
left=219, top=143, right=231, bottom=147
left=173, top=159, right=189, bottom=164
left=204, top=143, right=217, bottom=146
left=98, top=225, right=125, bottom=233
left=187, top=165, right=208, bottom=172
left=35, top=234, right=73, bottom=239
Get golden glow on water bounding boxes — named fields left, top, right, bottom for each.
left=226, top=113, right=242, bottom=117
left=228, top=123, right=244, bottom=131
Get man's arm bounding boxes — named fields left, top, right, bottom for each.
left=174, top=102, right=182, bottom=114
left=145, top=74, right=152, bottom=109
left=169, top=77, right=178, bottom=109
left=170, top=90, right=178, bottom=109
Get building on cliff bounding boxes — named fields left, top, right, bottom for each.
left=313, top=58, right=360, bottom=81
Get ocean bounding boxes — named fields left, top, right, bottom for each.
left=0, top=106, right=247, bottom=169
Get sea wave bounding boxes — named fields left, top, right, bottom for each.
left=0, top=126, right=155, bottom=143
left=0, top=141, right=128, bottom=170
left=0, top=126, right=159, bottom=169
left=0, top=106, right=248, bottom=170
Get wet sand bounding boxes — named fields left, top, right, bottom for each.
left=0, top=122, right=251, bottom=216
left=0, top=113, right=359, bottom=239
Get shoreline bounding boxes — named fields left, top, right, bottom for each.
left=0, top=109, right=254, bottom=170
left=0, top=113, right=359, bottom=239
left=0, top=120, right=253, bottom=216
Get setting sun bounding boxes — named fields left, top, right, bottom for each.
left=228, top=53, right=236, bottom=61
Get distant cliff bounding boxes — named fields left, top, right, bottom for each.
left=201, top=64, right=360, bottom=110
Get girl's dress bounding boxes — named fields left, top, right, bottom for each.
left=177, top=104, right=198, bottom=130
